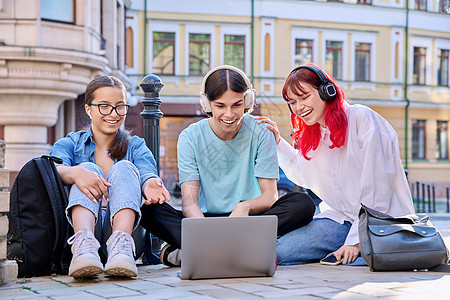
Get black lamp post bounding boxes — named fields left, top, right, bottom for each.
left=140, top=74, right=163, bottom=174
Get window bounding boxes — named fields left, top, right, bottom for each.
left=440, top=0, right=450, bottom=13
left=355, top=43, right=371, bottom=81
left=438, top=49, right=449, bottom=86
left=357, top=0, right=372, bottom=4
left=415, top=0, right=427, bottom=10
left=41, top=0, right=74, bottom=23
left=413, top=47, right=426, bottom=85
left=325, top=41, right=342, bottom=80
left=224, top=35, right=245, bottom=71
left=189, top=34, right=211, bottom=75
left=152, top=32, right=175, bottom=75
left=412, top=120, right=426, bottom=159
left=437, top=121, right=449, bottom=159
left=295, top=39, right=313, bottom=66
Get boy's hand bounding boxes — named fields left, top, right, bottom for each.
left=143, top=178, right=171, bottom=205
left=230, top=202, right=250, bottom=217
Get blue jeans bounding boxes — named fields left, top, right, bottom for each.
left=276, top=217, right=366, bottom=266
left=65, top=161, right=145, bottom=259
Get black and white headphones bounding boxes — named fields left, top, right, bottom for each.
left=199, top=65, right=255, bottom=113
left=289, top=64, right=337, bottom=102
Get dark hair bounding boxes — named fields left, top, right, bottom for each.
left=85, top=75, right=129, bottom=160
left=204, top=68, right=252, bottom=116
left=282, top=64, right=348, bottom=160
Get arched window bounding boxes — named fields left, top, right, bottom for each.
left=264, top=33, right=270, bottom=72
left=395, top=42, right=399, bottom=78
left=126, top=27, right=134, bottom=68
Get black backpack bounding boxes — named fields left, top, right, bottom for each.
left=7, top=155, right=73, bottom=277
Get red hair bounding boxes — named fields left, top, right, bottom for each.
left=282, top=64, right=349, bottom=160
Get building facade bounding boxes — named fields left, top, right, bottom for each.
left=0, top=0, right=449, bottom=197
left=0, top=0, right=130, bottom=180
left=126, top=0, right=450, bottom=195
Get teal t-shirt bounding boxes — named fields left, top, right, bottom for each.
left=177, top=114, right=279, bottom=214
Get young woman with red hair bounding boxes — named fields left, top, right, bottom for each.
left=257, top=64, right=415, bottom=265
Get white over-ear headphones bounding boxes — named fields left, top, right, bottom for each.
left=199, top=65, right=255, bottom=113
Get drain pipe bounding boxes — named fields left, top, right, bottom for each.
left=404, top=0, right=410, bottom=170
left=143, top=0, right=148, bottom=75
left=251, top=0, right=255, bottom=83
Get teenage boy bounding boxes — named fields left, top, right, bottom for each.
left=140, top=65, right=315, bottom=266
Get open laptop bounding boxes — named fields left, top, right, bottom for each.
left=179, top=215, right=278, bottom=280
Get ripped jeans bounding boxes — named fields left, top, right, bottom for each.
left=65, top=160, right=145, bottom=259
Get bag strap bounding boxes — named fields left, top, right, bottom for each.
left=368, top=224, right=437, bottom=237
left=359, top=204, right=393, bottom=219
left=35, top=155, right=68, bottom=269
left=360, top=204, right=418, bottom=224
left=48, top=156, right=71, bottom=240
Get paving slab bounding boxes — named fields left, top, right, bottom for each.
left=167, top=283, right=226, bottom=291
left=0, top=287, right=32, bottom=298
left=114, top=280, right=167, bottom=290
left=193, top=287, right=262, bottom=299
left=217, top=282, right=281, bottom=293
left=168, top=296, right=216, bottom=300
left=81, top=285, right=143, bottom=298
left=255, top=286, right=341, bottom=298
left=318, top=290, right=383, bottom=299
left=43, top=291, right=105, bottom=300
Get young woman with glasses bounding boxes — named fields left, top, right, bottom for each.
left=50, top=76, right=170, bottom=278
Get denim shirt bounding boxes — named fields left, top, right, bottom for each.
left=49, top=128, right=158, bottom=187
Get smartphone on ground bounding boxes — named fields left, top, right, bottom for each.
left=320, top=252, right=343, bottom=265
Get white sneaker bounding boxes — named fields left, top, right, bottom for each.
left=105, top=230, right=138, bottom=277
left=67, top=228, right=103, bottom=278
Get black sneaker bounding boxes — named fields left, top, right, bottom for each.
left=159, top=244, right=180, bottom=267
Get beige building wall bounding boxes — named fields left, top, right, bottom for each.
left=128, top=0, right=450, bottom=196
left=0, top=0, right=130, bottom=174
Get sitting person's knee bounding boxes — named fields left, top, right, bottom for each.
left=109, top=160, right=139, bottom=175
left=79, top=161, right=102, bottom=173
left=290, top=192, right=315, bottom=217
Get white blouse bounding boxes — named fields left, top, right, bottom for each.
left=277, top=104, right=415, bottom=245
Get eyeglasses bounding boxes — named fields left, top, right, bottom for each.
left=89, top=103, right=130, bottom=116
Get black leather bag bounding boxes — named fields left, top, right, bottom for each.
left=358, top=204, right=449, bottom=271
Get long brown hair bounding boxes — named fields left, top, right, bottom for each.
left=85, top=76, right=129, bottom=160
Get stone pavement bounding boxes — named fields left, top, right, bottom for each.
left=1, top=213, right=449, bottom=300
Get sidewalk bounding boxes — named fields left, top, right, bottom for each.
left=1, top=214, right=449, bottom=299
